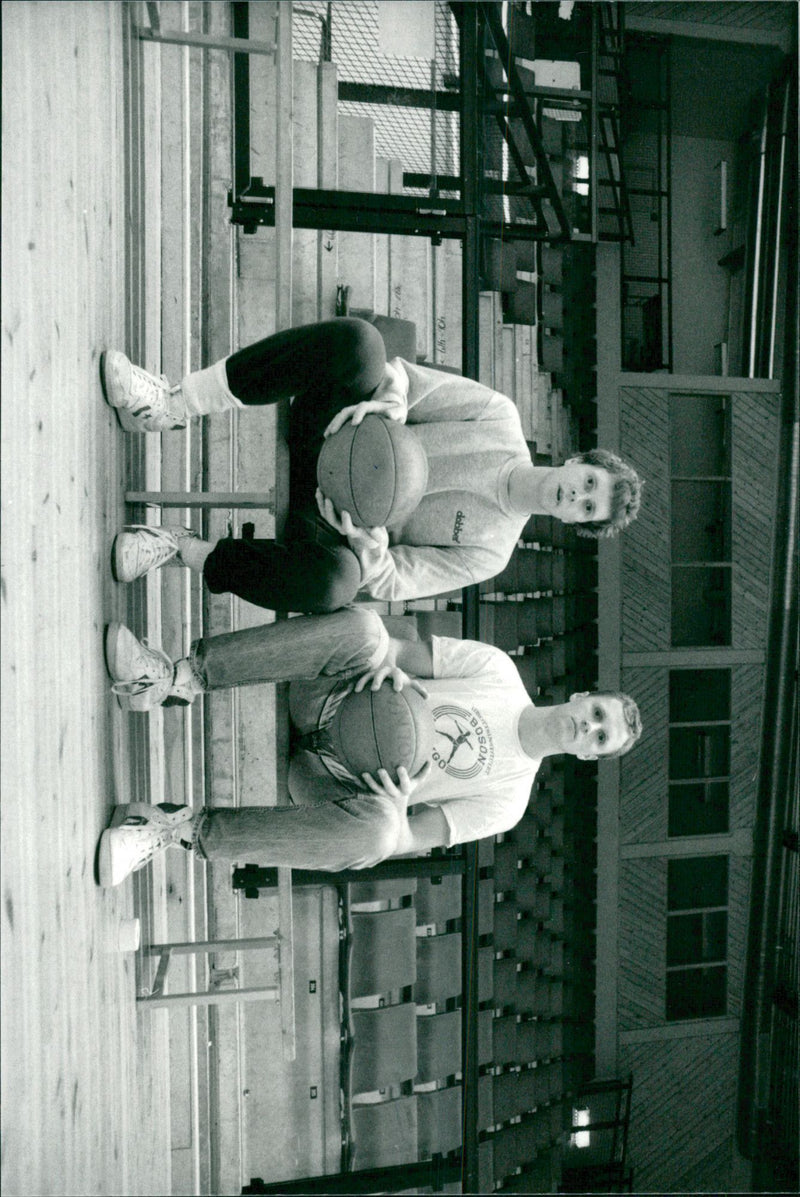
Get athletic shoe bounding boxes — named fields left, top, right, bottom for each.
left=105, top=623, right=202, bottom=710
left=100, top=349, right=187, bottom=432
left=105, top=623, right=174, bottom=711
left=111, top=524, right=198, bottom=584
left=98, top=803, right=194, bottom=887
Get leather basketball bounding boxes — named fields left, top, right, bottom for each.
left=327, top=681, right=434, bottom=783
left=316, top=414, right=428, bottom=528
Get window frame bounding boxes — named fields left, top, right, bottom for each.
left=669, top=394, right=733, bottom=648
left=665, top=856, right=729, bottom=1021
left=667, top=670, right=731, bottom=838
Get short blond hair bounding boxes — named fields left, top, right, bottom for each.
left=593, top=690, right=643, bottom=758
left=571, top=449, right=643, bottom=539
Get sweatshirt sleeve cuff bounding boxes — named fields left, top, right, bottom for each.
left=371, top=357, right=409, bottom=420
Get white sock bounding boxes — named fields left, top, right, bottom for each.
left=185, top=808, right=206, bottom=852
left=181, top=359, right=244, bottom=417
left=156, top=804, right=198, bottom=848
left=170, top=657, right=205, bottom=704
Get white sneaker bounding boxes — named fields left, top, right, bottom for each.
left=101, top=349, right=187, bottom=432
left=111, top=524, right=198, bottom=584
left=98, top=803, right=195, bottom=887
left=105, top=623, right=202, bottom=710
left=105, top=623, right=174, bottom=711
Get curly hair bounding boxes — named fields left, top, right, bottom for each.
left=592, top=690, right=643, bottom=758
left=569, top=449, right=643, bottom=539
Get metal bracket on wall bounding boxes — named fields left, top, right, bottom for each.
left=228, top=182, right=469, bottom=241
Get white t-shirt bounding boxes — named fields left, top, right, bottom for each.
left=408, top=636, right=541, bottom=847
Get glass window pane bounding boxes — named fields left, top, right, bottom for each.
left=666, top=966, right=727, bottom=1020
left=623, top=288, right=663, bottom=371
left=671, top=481, right=731, bottom=562
left=667, top=912, right=727, bottom=965
left=667, top=913, right=701, bottom=965
left=669, top=670, right=730, bottom=723
left=668, top=856, right=728, bottom=910
left=669, top=782, right=729, bottom=836
left=671, top=566, right=731, bottom=646
left=670, top=395, right=731, bottom=476
left=669, top=727, right=730, bottom=780
left=703, top=910, right=728, bottom=960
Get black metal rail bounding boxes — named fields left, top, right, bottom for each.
left=229, top=183, right=471, bottom=239
left=619, top=33, right=672, bottom=372
left=479, top=1, right=571, bottom=242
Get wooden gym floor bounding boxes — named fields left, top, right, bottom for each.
left=1, top=3, right=173, bottom=1193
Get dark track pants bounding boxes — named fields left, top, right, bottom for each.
left=201, top=318, right=386, bottom=612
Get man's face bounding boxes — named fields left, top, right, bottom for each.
left=550, top=692, right=629, bottom=760
left=541, top=460, right=613, bottom=525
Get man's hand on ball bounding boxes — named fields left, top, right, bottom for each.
left=316, top=489, right=389, bottom=555
left=345, top=522, right=389, bottom=557
left=317, top=489, right=390, bottom=547
left=323, top=398, right=404, bottom=438
left=361, top=761, right=432, bottom=807
left=315, top=488, right=352, bottom=533
left=354, top=661, right=429, bottom=699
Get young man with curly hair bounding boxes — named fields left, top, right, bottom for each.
left=101, top=319, right=642, bottom=612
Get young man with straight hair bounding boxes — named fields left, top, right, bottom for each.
left=98, top=611, right=643, bottom=887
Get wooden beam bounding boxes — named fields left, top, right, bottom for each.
left=136, top=27, right=276, bottom=55
left=277, top=868, right=296, bottom=1063
left=625, top=13, right=791, bottom=51
left=125, top=491, right=275, bottom=509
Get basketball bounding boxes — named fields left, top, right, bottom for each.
left=327, top=681, right=434, bottom=783
left=316, top=414, right=428, bottom=528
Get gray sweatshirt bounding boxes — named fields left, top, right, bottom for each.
left=353, top=358, right=532, bottom=601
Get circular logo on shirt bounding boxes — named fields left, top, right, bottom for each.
left=431, top=704, right=492, bottom=779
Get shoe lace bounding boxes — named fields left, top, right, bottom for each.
left=122, top=524, right=195, bottom=572
left=129, top=363, right=173, bottom=402
left=127, top=808, right=193, bottom=867
left=126, top=825, right=174, bottom=871
left=110, top=639, right=174, bottom=697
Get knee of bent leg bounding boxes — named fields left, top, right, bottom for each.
left=313, top=547, right=361, bottom=611
left=325, top=606, right=387, bottom=674
left=335, top=316, right=385, bottom=361
left=333, top=318, right=386, bottom=391
left=345, top=795, right=401, bottom=869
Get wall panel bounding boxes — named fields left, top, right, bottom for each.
left=620, top=667, right=669, bottom=843
left=619, top=1034, right=739, bottom=1190
left=726, top=856, right=753, bottom=1018
left=731, top=397, right=781, bottom=648
left=619, top=388, right=670, bottom=651
left=730, top=664, right=764, bottom=829
left=618, top=859, right=667, bottom=1030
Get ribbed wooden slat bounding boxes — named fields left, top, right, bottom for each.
left=620, top=667, right=670, bottom=843
left=618, top=859, right=668, bottom=1030
left=732, top=396, right=781, bottom=647
left=620, top=387, right=671, bottom=651
left=726, top=855, right=754, bottom=1018
left=730, top=664, right=765, bottom=827
left=625, top=2, right=792, bottom=33
left=619, top=1032, right=740, bottom=1190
